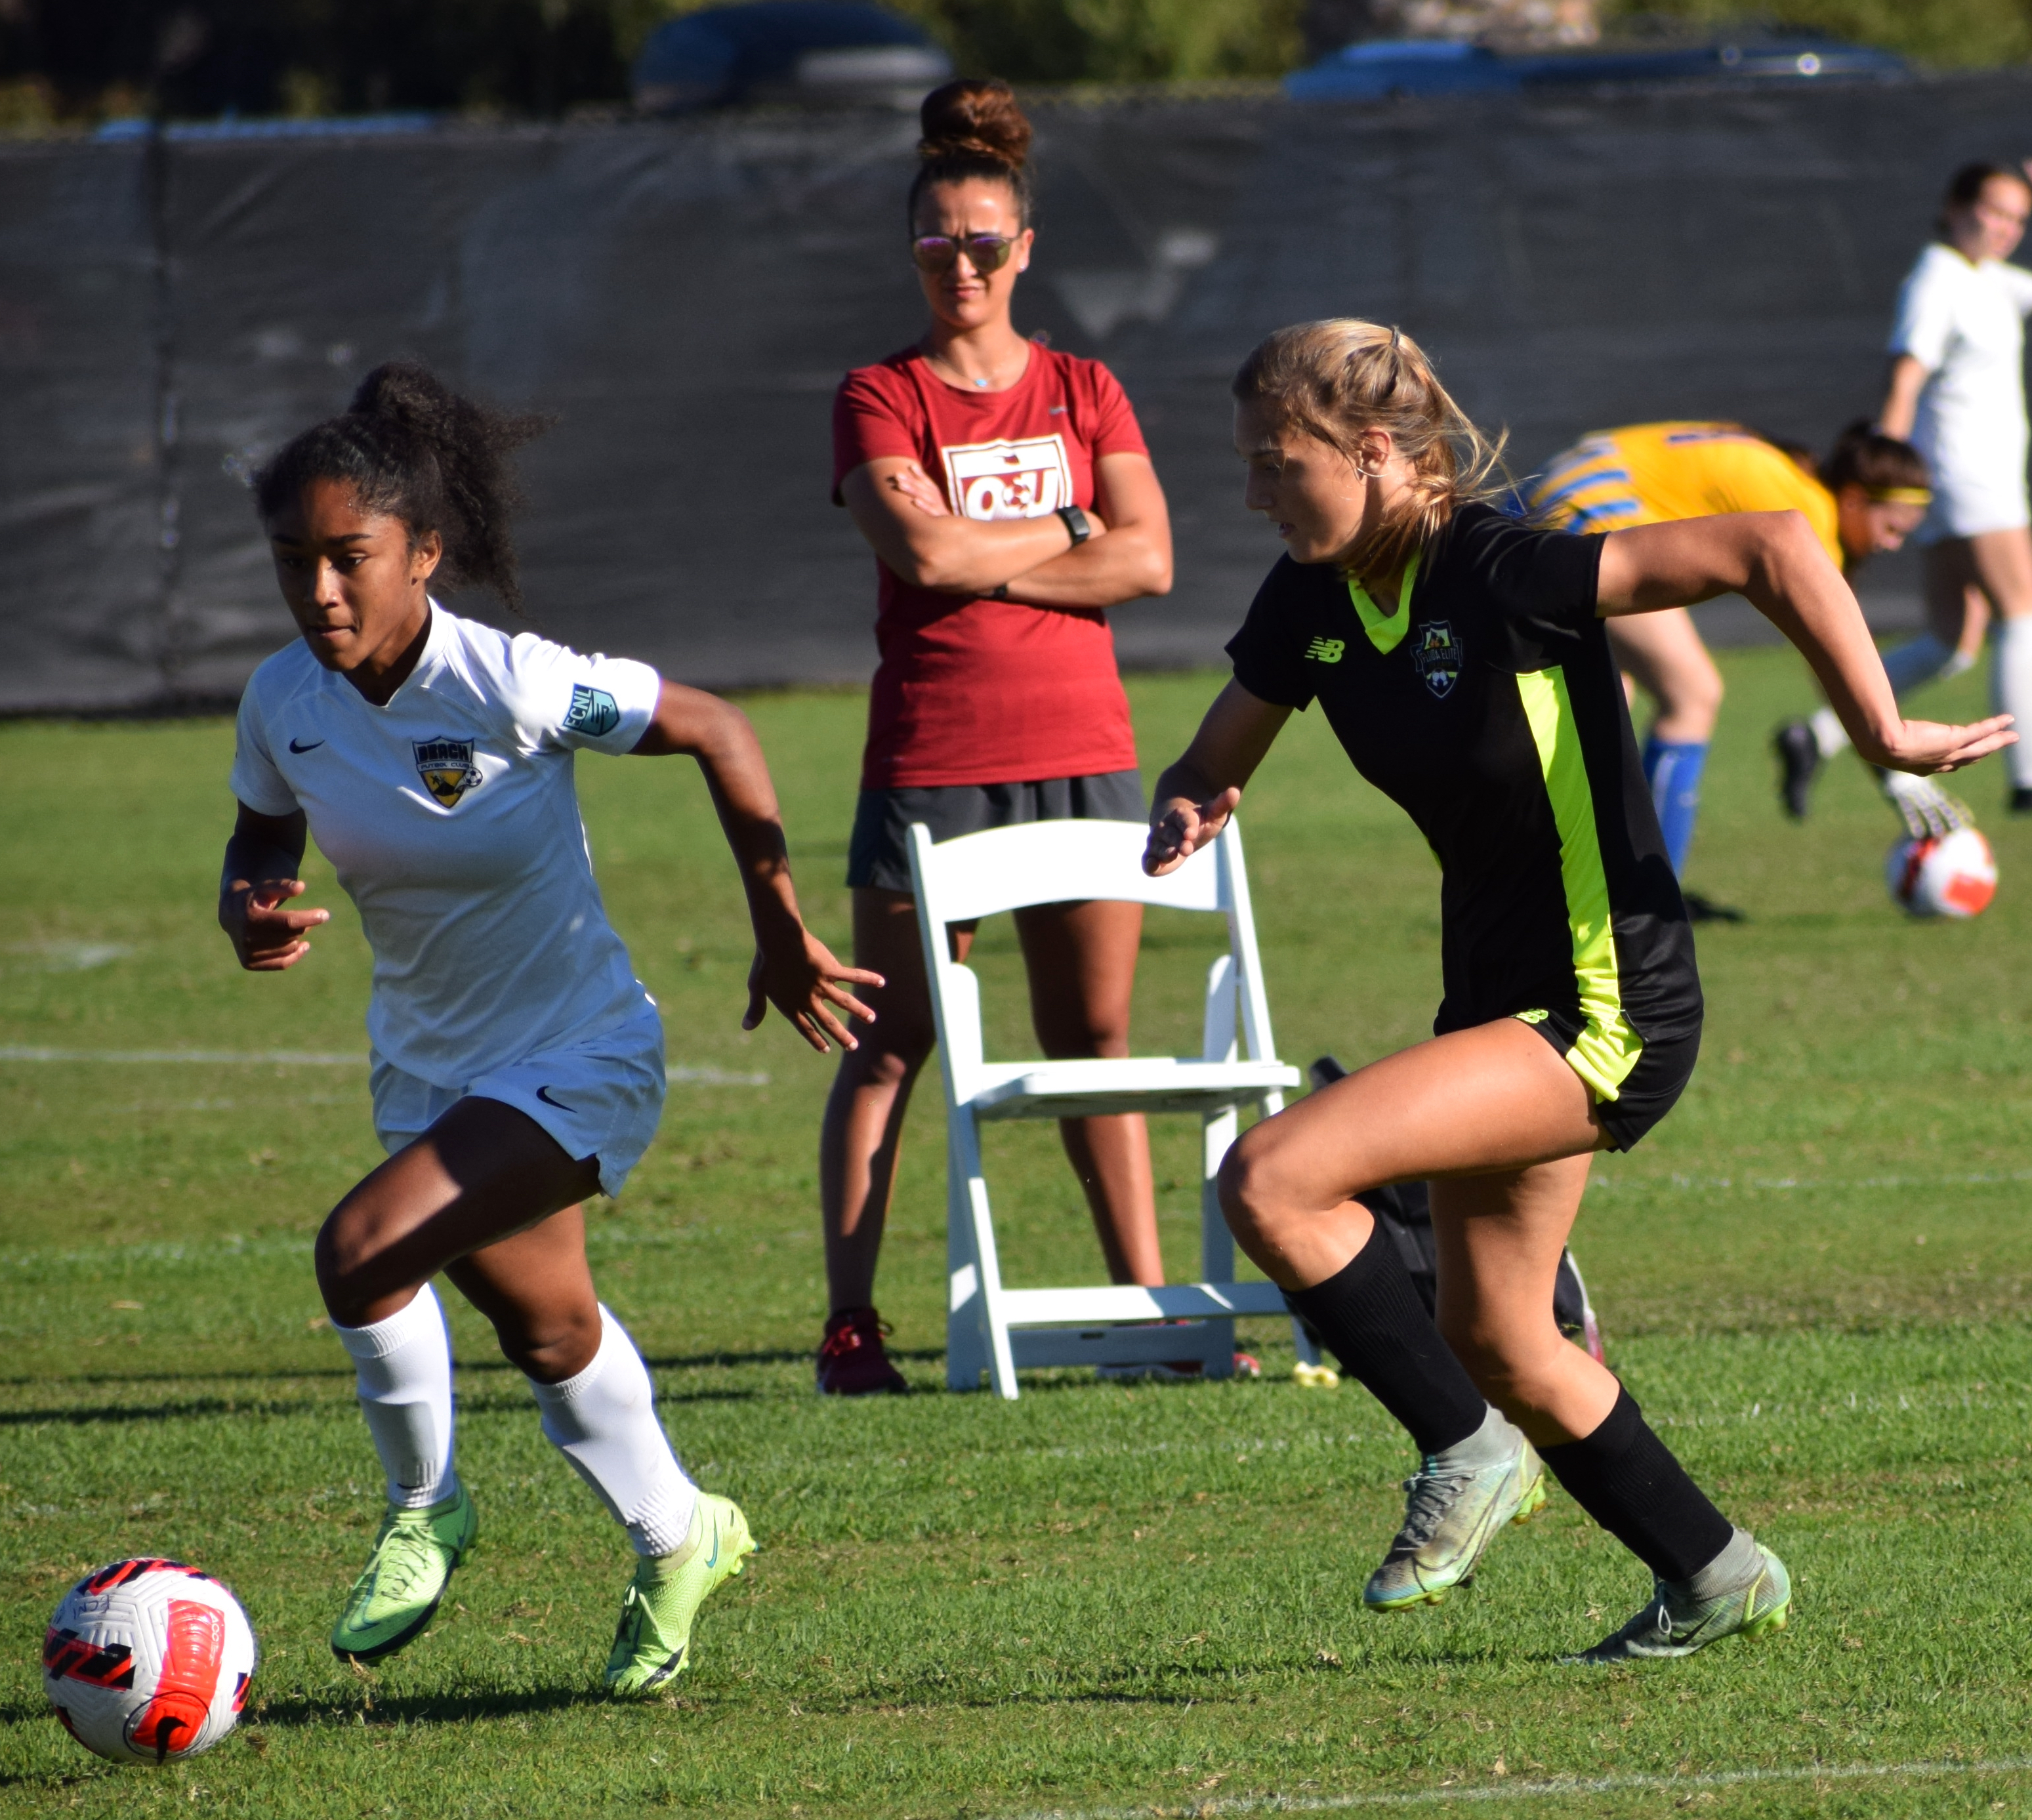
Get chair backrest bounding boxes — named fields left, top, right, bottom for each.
left=912, top=816, right=1226, bottom=922
left=907, top=817, right=1278, bottom=1104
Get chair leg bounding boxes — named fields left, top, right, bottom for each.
left=945, top=1120, right=988, bottom=1392
left=1193, top=1106, right=1240, bottom=1378
left=951, top=1111, right=1020, bottom=1400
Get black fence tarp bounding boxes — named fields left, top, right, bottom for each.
left=6, top=75, right=2031, bottom=713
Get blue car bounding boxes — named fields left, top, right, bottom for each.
left=1285, top=32, right=1907, bottom=102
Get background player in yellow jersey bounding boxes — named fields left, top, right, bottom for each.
left=1525, top=422, right=1934, bottom=910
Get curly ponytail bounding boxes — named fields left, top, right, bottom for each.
left=1233, top=320, right=1508, bottom=579
left=254, top=362, right=552, bottom=611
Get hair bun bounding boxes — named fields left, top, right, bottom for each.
left=918, top=77, right=1030, bottom=171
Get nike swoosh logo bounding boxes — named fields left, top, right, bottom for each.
left=535, top=1085, right=572, bottom=1111
left=289, top=737, right=325, bottom=753
left=703, top=1521, right=720, bottom=1570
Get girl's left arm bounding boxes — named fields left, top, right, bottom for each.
left=1598, top=511, right=2016, bottom=774
left=631, top=682, right=883, bottom=1051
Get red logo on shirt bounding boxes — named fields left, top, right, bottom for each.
left=942, top=434, right=1073, bottom=520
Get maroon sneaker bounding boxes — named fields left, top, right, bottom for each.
left=816, top=1306, right=909, bottom=1396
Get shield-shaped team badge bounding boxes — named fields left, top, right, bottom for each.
left=413, top=736, right=485, bottom=808
left=1413, top=621, right=1463, bottom=699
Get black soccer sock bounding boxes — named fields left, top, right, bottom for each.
left=1283, top=1220, right=1488, bottom=1457
left=1539, top=1385, right=1733, bottom=1583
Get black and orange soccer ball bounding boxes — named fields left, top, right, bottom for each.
left=43, top=1559, right=258, bottom=1764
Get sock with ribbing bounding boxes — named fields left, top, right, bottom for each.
left=528, top=1306, right=697, bottom=1558
left=1538, top=1385, right=1734, bottom=1582
left=333, top=1283, right=459, bottom=1511
left=1642, top=736, right=1709, bottom=876
left=1283, top=1219, right=1489, bottom=1457
left=1992, top=618, right=2032, bottom=789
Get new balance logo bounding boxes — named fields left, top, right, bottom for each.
left=1305, top=637, right=1346, bottom=663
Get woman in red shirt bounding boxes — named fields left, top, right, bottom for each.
left=819, top=78, right=1176, bottom=1394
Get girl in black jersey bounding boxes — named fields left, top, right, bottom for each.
left=1146, top=320, right=2012, bottom=1663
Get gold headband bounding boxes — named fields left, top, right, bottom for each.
left=1868, top=486, right=1932, bottom=505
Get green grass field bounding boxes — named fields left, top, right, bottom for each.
left=6, top=649, right=2032, bottom=1817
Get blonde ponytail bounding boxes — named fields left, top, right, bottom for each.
left=1232, top=320, right=1507, bottom=577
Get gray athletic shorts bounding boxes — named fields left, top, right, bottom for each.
left=845, top=769, right=1148, bottom=893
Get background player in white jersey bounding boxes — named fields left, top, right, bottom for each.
left=1778, top=161, right=2032, bottom=816
left=219, top=363, right=877, bottom=1695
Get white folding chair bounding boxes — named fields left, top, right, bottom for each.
left=907, top=816, right=1316, bottom=1399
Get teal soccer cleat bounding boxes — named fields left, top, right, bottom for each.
left=1571, top=1535, right=1791, bottom=1665
left=330, top=1481, right=477, bottom=1663
left=1364, top=1426, right=1546, bottom=1611
left=606, top=1493, right=756, bottom=1697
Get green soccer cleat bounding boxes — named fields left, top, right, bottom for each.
left=1570, top=1537, right=1791, bottom=1665
left=1363, top=1430, right=1546, bottom=1611
left=330, top=1481, right=477, bottom=1663
left=605, top=1493, right=756, bottom=1698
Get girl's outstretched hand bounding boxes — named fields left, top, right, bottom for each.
left=1868, top=713, right=2017, bottom=775
left=745, top=929, right=884, bottom=1054
left=222, top=877, right=330, bottom=972
left=1144, top=787, right=1242, bottom=877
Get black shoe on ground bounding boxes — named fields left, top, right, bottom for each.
left=1680, top=890, right=1746, bottom=924
left=2012, top=787, right=2032, bottom=816
left=1773, top=720, right=1821, bottom=820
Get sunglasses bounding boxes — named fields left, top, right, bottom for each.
left=911, top=233, right=1016, bottom=275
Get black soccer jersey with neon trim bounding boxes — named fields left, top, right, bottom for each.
left=1226, top=501, right=1701, bottom=1099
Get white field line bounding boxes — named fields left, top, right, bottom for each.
left=0, top=1046, right=768, bottom=1085
left=999, top=1754, right=2032, bottom=1819
left=1589, top=1168, right=2032, bottom=1195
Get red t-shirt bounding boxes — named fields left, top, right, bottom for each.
left=832, top=344, right=1148, bottom=790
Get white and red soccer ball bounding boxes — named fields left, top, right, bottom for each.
left=43, top=1559, right=257, bottom=1764
left=1886, top=826, right=1998, bottom=919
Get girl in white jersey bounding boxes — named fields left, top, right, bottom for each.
left=1790, top=162, right=2032, bottom=815
left=220, top=364, right=877, bottom=1695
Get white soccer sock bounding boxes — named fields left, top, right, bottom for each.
left=528, top=1306, right=697, bottom=1558
left=1993, top=618, right=2032, bottom=788
left=1879, top=632, right=1957, bottom=697
left=1808, top=706, right=1850, bottom=759
left=333, top=1283, right=458, bottom=1511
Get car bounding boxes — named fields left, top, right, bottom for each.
left=1285, top=31, right=1907, bottom=102
left=632, top=2, right=953, bottom=114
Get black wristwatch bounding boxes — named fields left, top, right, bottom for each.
left=1058, top=505, right=1092, bottom=547
left=987, top=582, right=1011, bottom=600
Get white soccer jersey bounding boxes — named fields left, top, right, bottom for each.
left=1889, top=241, right=2032, bottom=538
left=230, top=604, right=663, bottom=1088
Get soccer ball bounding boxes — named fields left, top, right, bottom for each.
left=43, top=1560, right=257, bottom=1764
left=1886, top=826, right=1997, bottom=919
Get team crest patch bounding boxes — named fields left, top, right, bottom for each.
left=1413, top=621, right=1463, bottom=698
left=564, top=684, right=620, bottom=739
left=413, top=737, right=485, bottom=808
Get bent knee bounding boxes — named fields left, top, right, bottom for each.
left=314, top=1207, right=400, bottom=1317
left=1216, top=1134, right=1300, bottom=1243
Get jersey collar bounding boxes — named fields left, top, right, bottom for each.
left=1345, top=552, right=1422, bottom=655
left=334, top=599, right=452, bottom=712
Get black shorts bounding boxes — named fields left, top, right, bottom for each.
left=1524, top=1010, right=1701, bottom=1152
left=846, top=769, right=1148, bottom=893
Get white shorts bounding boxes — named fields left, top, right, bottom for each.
left=1916, top=472, right=2031, bottom=543
left=370, top=1012, right=667, bottom=1198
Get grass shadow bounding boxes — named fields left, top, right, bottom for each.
left=0, top=1396, right=327, bottom=1426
